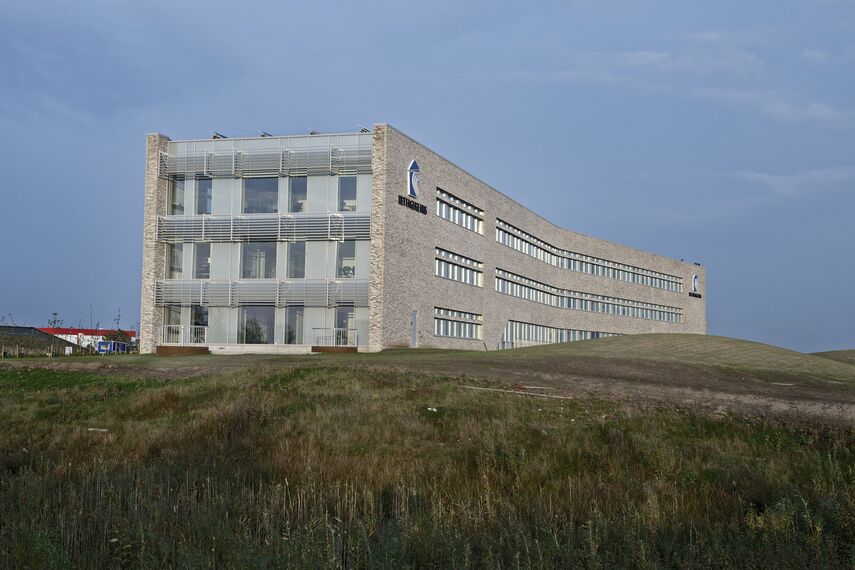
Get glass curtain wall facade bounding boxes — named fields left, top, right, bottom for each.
left=154, top=133, right=373, bottom=347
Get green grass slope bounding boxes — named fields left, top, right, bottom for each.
left=0, top=366, right=853, bottom=568
left=813, top=349, right=855, bottom=366
left=3, top=334, right=855, bottom=418
left=486, top=334, right=855, bottom=385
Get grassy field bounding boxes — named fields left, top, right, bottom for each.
left=5, top=334, right=854, bottom=421
left=1, top=335, right=854, bottom=567
left=815, top=349, right=855, bottom=366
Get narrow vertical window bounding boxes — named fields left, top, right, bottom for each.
left=335, top=307, right=355, bottom=345
left=287, top=242, right=306, bottom=278
left=196, top=177, right=212, bottom=215
left=194, top=243, right=211, bottom=279
left=192, top=305, right=208, bottom=327
left=285, top=307, right=304, bottom=344
left=162, top=306, right=181, bottom=344
left=166, top=243, right=183, bottom=279
left=336, top=241, right=356, bottom=278
left=289, top=176, right=307, bottom=213
left=169, top=178, right=185, bottom=215
left=338, top=176, right=357, bottom=211
left=190, top=306, right=208, bottom=344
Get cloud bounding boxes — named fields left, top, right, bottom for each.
left=513, top=31, right=766, bottom=89
left=561, top=44, right=764, bottom=76
left=802, top=49, right=830, bottom=63
left=695, top=88, right=851, bottom=126
left=764, top=101, right=845, bottom=121
left=737, top=167, right=855, bottom=196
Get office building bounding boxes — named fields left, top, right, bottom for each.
left=140, top=125, right=706, bottom=353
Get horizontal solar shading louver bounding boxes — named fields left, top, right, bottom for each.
left=328, top=280, right=370, bottom=307
left=281, top=148, right=330, bottom=176
left=233, top=215, right=280, bottom=241
left=342, top=215, right=370, bottom=238
left=159, top=144, right=371, bottom=179
left=203, top=281, right=231, bottom=306
left=162, top=152, right=207, bottom=179
left=156, top=280, right=203, bottom=306
left=241, top=150, right=281, bottom=178
left=157, top=217, right=203, bottom=242
left=156, top=279, right=369, bottom=308
left=157, top=213, right=370, bottom=243
left=304, top=280, right=329, bottom=307
left=331, top=146, right=370, bottom=175
left=206, top=152, right=236, bottom=178
left=233, top=280, right=278, bottom=306
left=280, top=280, right=327, bottom=306
left=201, top=217, right=233, bottom=241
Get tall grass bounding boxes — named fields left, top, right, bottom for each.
left=0, top=366, right=853, bottom=568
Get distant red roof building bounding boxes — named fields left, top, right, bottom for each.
left=39, top=328, right=137, bottom=338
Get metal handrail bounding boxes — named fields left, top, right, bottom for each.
left=161, top=325, right=208, bottom=345
left=311, top=328, right=358, bottom=347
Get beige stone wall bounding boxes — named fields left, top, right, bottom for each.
left=139, top=133, right=170, bottom=354
left=371, top=124, right=707, bottom=350
left=367, top=127, right=389, bottom=352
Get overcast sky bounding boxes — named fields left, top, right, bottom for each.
left=1, top=0, right=852, bottom=352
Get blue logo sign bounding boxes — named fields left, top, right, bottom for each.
left=692, top=274, right=699, bottom=293
left=407, top=160, right=420, bottom=198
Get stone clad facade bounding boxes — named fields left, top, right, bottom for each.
left=370, top=125, right=706, bottom=350
left=140, top=133, right=170, bottom=354
left=140, top=124, right=706, bottom=354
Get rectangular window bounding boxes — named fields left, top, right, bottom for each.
left=162, top=306, right=181, bottom=344
left=190, top=305, right=208, bottom=344
left=169, top=178, right=185, bottom=215
left=194, top=243, right=211, bottom=279
left=289, top=176, right=307, bottom=213
left=163, top=306, right=181, bottom=326
left=287, top=242, right=306, bottom=278
left=436, top=188, right=484, bottom=234
left=196, top=177, right=212, bottom=215
left=338, top=176, right=357, bottom=211
left=435, top=248, right=482, bottom=286
left=241, top=242, right=277, bottom=279
left=335, top=307, right=354, bottom=330
left=243, top=177, right=278, bottom=214
left=239, top=306, right=275, bottom=344
left=336, top=240, right=356, bottom=278
left=192, top=306, right=208, bottom=327
left=166, top=243, right=183, bottom=279
left=493, top=268, right=683, bottom=324
left=284, top=307, right=304, bottom=344
left=500, top=320, right=618, bottom=349
left=335, top=307, right=356, bottom=346
left=495, top=219, right=683, bottom=293
left=433, top=307, right=482, bottom=340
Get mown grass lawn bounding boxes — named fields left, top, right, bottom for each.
left=1, top=364, right=853, bottom=568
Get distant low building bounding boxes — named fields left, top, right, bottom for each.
left=0, top=326, right=80, bottom=356
left=38, top=328, right=137, bottom=349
